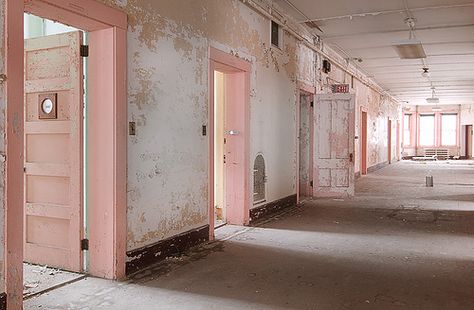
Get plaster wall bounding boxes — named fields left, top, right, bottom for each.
left=0, top=0, right=6, bottom=294
left=96, top=0, right=401, bottom=253
left=320, top=62, right=400, bottom=173
left=461, top=104, right=474, bottom=125
left=96, top=0, right=311, bottom=252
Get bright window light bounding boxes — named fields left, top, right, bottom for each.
left=419, top=114, right=435, bottom=146
left=442, top=114, right=457, bottom=146
left=403, top=114, right=411, bottom=146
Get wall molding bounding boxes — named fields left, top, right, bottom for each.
left=126, top=225, right=209, bottom=275
left=250, top=194, right=297, bottom=225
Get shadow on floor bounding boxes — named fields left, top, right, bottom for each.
left=129, top=235, right=474, bottom=310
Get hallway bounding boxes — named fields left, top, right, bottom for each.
left=25, top=161, right=474, bottom=309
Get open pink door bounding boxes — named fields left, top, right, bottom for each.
left=24, top=32, right=84, bottom=272
left=224, top=72, right=248, bottom=225
left=314, top=93, right=355, bottom=197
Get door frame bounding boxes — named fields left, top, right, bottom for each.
left=208, top=47, right=251, bottom=239
left=296, top=81, right=315, bottom=203
left=5, top=0, right=127, bottom=306
left=360, top=107, right=368, bottom=175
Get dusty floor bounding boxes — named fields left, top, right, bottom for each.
left=26, top=161, right=474, bottom=309
left=23, top=264, right=85, bottom=299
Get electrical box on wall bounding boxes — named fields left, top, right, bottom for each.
left=322, top=60, right=331, bottom=74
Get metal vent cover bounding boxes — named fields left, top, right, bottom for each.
left=253, top=154, right=266, bottom=204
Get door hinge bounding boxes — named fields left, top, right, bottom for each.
left=80, top=45, right=89, bottom=57
left=81, top=238, right=89, bottom=251
left=310, top=180, right=314, bottom=187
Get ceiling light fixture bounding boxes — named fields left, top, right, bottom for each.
left=427, top=87, right=440, bottom=107
left=421, top=67, right=430, bottom=78
left=393, top=18, right=427, bottom=59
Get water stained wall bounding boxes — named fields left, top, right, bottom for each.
left=96, top=0, right=401, bottom=253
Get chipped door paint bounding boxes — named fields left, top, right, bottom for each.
left=299, top=94, right=313, bottom=197
left=24, top=32, right=83, bottom=272
left=314, top=94, right=355, bottom=197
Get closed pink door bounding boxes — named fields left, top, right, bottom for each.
left=24, top=32, right=84, bottom=272
left=314, top=93, right=355, bottom=197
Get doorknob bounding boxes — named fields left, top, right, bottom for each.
left=226, top=130, right=240, bottom=135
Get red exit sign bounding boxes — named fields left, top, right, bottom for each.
left=332, top=84, right=350, bottom=93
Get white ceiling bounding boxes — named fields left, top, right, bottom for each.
left=274, top=0, right=474, bottom=105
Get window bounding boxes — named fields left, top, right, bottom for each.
left=441, top=114, right=457, bottom=146
left=271, top=21, right=281, bottom=49
left=419, top=114, right=435, bottom=146
left=403, top=114, right=411, bottom=146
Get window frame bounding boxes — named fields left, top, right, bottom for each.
left=418, top=113, right=436, bottom=147
left=270, top=20, right=283, bottom=50
left=440, top=113, right=458, bottom=147
left=403, top=113, right=413, bottom=147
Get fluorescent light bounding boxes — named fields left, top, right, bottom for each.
left=393, top=40, right=427, bottom=59
left=426, top=97, right=440, bottom=104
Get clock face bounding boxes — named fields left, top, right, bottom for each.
left=42, top=98, right=54, bottom=114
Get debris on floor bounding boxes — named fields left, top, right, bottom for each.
left=23, top=263, right=85, bottom=299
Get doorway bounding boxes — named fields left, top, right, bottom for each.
left=6, top=1, right=127, bottom=307
left=466, top=125, right=473, bottom=159
left=298, top=92, right=314, bottom=199
left=361, top=110, right=368, bottom=175
left=23, top=14, right=87, bottom=298
left=388, top=118, right=392, bottom=164
left=209, top=48, right=250, bottom=235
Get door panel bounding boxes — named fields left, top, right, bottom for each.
left=314, top=94, right=355, bottom=197
left=299, top=94, right=313, bottom=197
left=224, top=72, right=246, bottom=225
left=24, top=32, right=83, bottom=272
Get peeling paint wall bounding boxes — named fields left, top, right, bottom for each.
left=0, top=0, right=6, bottom=293
left=97, top=0, right=400, bottom=253
left=97, top=0, right=309, bottom=252
left=319, top=62, right=400, bottom=172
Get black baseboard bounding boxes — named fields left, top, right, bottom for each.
left=126, top=225, right=209, bottom=275
left=0, top=292, right=6, bottom=310
left=367, top=161, right=389, bottom=174
left=250, top=194, right=297, bottom=225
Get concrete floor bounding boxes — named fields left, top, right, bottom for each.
left=26, top=161, right=474, bottom=309
left=23, top=263, right=84, bottom=299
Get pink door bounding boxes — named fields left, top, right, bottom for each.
left=314, top=93, right=355, bottom=197
left=224, top=72, right=247, bottom=225
left=24, top=32, right=84, bottom=272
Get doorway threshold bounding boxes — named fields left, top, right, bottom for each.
left=23, top=263, right=86, bottom=300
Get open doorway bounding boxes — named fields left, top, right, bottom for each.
left=360, top=109, right=368, bottom=175
left=209, top=48, right=250, bottom=235
left=5, top=1, right=127, bottom=307
left=213, top=71, right=226, bottom=228
left=298, top=92, right=314, bottom=200
left=23, top=13, right=87, bottom=299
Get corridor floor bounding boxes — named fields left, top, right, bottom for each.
left=26, top=161, right=474, bottom=309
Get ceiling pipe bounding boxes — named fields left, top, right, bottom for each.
left=239, top=0, right=399, bottom=102
left=301, top=3, right=474, bottom=23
